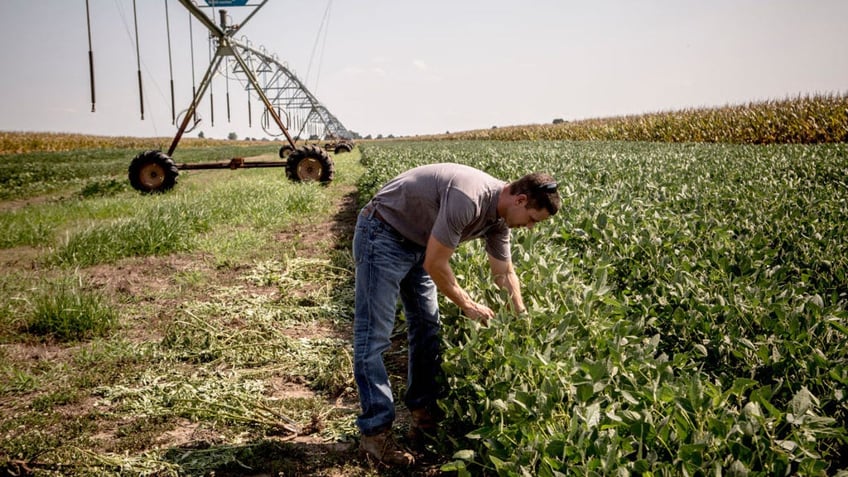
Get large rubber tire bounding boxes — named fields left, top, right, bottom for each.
left=334, top=143, right=353, bottom=154
left=128, top=150, right=179, bottom=193
left=279, top=144, right=294, bottom=159
left=285, top=145, right=335, bottom=184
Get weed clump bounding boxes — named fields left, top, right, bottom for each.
left=25, top=278, right=116, bottom=342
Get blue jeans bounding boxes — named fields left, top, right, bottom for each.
left=353, top=206, right=442, bottom=435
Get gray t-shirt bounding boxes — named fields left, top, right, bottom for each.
left=370, top=163, right=511, bottom=261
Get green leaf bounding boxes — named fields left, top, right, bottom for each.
left=576, top=384, right=594, bottom=403
left=441, top=460, right=467, bottom=473
left=452, top=449, right=476, bottom=461
left=597, top=213, right=608, bottom=230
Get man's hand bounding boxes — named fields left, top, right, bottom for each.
left=462, top=301, right=494, bottom=326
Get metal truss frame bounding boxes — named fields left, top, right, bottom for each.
left=169, top=0, right=351, bottom=158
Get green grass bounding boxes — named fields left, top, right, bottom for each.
left=51, top=202, right=208, bottom=266
left=0, top=363, right=37, bottom=395
left=25, top=275, right=117, bottom=342
left=1, top=166, right=334, bottom=267
left=0, top=143, right=282, bottom=200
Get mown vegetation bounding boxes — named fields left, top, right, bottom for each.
left=0, top=145, right=375, bottom=476
left=356, top=139, right=848, bottom=476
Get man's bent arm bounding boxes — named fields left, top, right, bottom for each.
left=488, top=255, right=526, bottom=314
left=423, top=235, right=495, bottom=323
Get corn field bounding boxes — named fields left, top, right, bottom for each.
left=423, top=93, right=848, bottom=144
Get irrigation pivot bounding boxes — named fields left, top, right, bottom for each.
left=126, top=0, right=352, bottom=193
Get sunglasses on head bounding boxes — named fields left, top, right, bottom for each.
left=536, top=181, right=558, bottom=192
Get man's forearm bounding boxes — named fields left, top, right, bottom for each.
left=427, top=260, right=474, bottom=309
left=495, top=269, right=526, bottom=314
left=429, top=261, right=495, bottom=321
left=424, top=235, right=494, bottom=322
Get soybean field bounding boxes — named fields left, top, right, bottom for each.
left=357, top=139, right=848, bottom=476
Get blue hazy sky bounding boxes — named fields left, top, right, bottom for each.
left=0, top=1, right=845, bottom=140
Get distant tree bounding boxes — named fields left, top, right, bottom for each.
left=198, top=131, right=205, bottom=139
left=553, top=118, right=566, bottom=124
left=365, top=134, right=372, bottom=140
left=492, top=125, right=498, bottom=129
left=228, top=132, right=238, bottom=140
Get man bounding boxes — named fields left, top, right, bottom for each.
left=353, top=162, right=561, bottom=465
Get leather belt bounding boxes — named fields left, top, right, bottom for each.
left=361, top=202, right=386, bottom=222
left=361, top=202, right=417, bottom=247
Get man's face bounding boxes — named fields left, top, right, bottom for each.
left=505, top=195, right=550, bottom=229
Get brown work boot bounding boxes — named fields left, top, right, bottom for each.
left=406, top=407, right=438, bottom=446
left=359, top=429, right=415, bottom=466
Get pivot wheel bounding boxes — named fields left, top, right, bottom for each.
left=334, top=143, right=353, bottom=154
left=128, top=150, right=179, bottom=193
left=278, top=144, right=294, bottom=158
left=285, top=145, right=335, bottom=183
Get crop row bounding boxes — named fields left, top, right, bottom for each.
left=358, top=140, right=848, bottom=476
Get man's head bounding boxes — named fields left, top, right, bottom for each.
left=500, top=172, right=562, bottom=229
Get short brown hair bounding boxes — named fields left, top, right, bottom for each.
left=508, top=173, right=561, bottom=216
